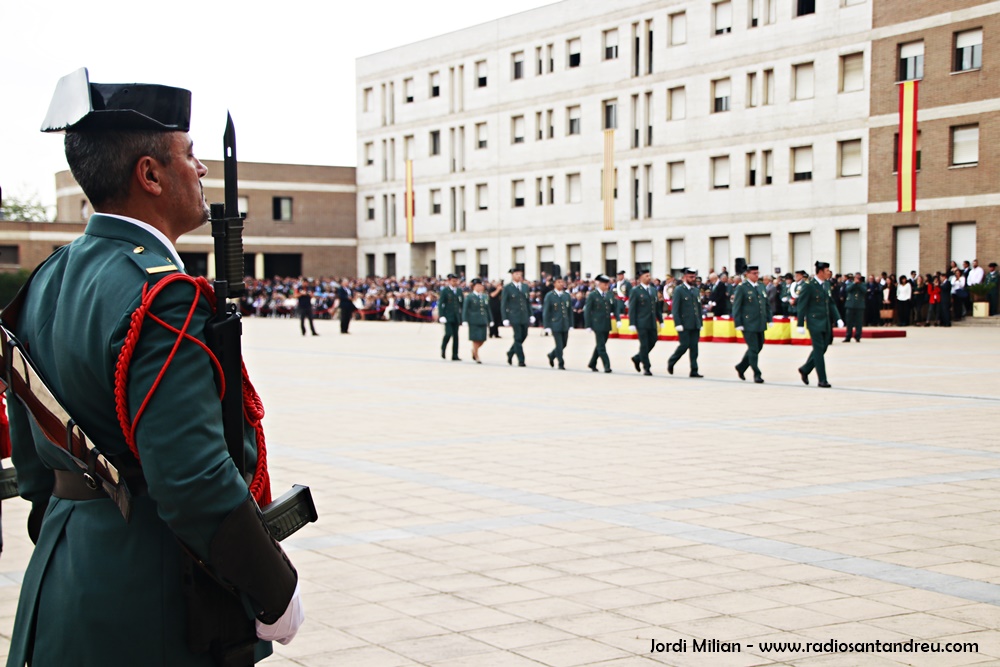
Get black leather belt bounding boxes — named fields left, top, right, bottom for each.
left=53, top=469, right=108, bottom=501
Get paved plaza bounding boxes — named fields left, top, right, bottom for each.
left=1, top=319, right=999, bottom=666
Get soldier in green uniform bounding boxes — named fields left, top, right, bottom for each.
left=986, top=262, right=999, bottom=316
left=5, top=69, right=302, bottom=667
left=584, top=274, right=618, bottom=373
left=462, top=278, right=492, bottom=363
left=628, top=269, right=661, bottom=376
left=614, top=270, right=631, bottom=320
left=438, top=273, right=463, bottom=360
left=789, top=270, right=807, bottom=316
left=732, top=265, right=771, bottom=383
left=668, top=268, right=704, bottom=378
left=797, top=261, right=844, bottom=388
left=542, top=276, right=572, bottom=369
left=843, top=272, right=866, bottom=342
left=779, top=273, right=794, bottom=316
left=501, top=268, right=534, bottom=366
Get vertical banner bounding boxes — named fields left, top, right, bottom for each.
left=405, top=159, right=415, bottom=243
left=603, top=129, right=615, bottom=230
left=897, top=80, right=918, bottom=213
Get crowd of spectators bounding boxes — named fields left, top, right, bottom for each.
left=240, top=259, right=998, bottom=329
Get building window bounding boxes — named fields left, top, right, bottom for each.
left=603, top=29, right=618, bottom=60
left=747, top=72, right=759, bottom=108
left=364, top=142, right=374, bottom=166
left=892, top=131, right=922, bottom=172
left=365, top=197, right=375, bottom=221
left=763, top=69, right=775, bottom=104
left=793, top=62, right=814, bottom=100
left=667, top=86, right=686, bottom=120
left=899, top=41, right=924, bottom=81
left=546, top=43, right=555, bottom=73
left=795, top=0, right=815, bottom=16
left=430, top=189, right=442, bottom=214
left=746, top=152, right=758, bottom=186
left=955, top=29, right=983, bottom=72
left=838, top=139, right=862, bottom=177
left=567, top=173, right=582, bottom=203
left=839, top=52, right=864, bottom=92
left=512, top=51, right=524, bottom=80
left=429, top=71, right=440, bottom=98
left=668, top=161, right=685, bottom=193
left=475, top=60, right=488, bottom=88
left=475, top=122, right=488, bottom=149
left=711, top=156, right=730, bottom=189
left=429, top=130, right=441, bottom=156
left=476, top=183, right=488, bottom=210
left=792, top=146, right=813, bottom=181
left=536, top=177, right=545, bottom=206
left=763, top=149, right=773, bottom=184
left=403, top=135, right=414, bottom=161
left=603, top=99, right=617, bottom=129
left=237, top=196, right=248, bottom=216
left=567, top=38, right=581, bottom=68
left=712, top=78, right=731, bottom=113
left=567, top=105, right=581, bottom=135
left=749, top=0, right=775, bottom=26
left=952, top=125, right=979, bottom=166
left=713, top=1, right=732, bottom=35
left=362, top=87, right=373, bottom=112
left=403, top=78, right=414, bottom=103
left=600, top=168, right=619, bottom=199
left=669, top=11, right=686, bottom=45
left=0, top=245, right=20, bottom=267
left=511, top=115, right=525, bottom=144
left=512, top=180, right=525, bottom=208
left=272, top=197, right=292, bottom=221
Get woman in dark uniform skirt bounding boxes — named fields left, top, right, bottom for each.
left=463, top=278, right=493, bottom=363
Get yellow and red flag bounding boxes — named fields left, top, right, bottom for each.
left=405, top=159, right=415, bottom=243
left=897, top=80, right=918, bottom=213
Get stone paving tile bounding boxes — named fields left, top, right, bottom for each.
left=513, top=637, right=633, bottom=667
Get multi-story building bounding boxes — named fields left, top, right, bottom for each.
left=356, top=0, right=873, bottom=280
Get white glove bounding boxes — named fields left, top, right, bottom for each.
left=736, top=326, right=744, bottom=331
left=676, top=325, right=684, bottom=332
left=797, top=326, right=805, bottom=334
left=628, top=326, right=637, bottom=333
left=503, top=319, right=510, bottom=326
left=529, top=316, right=536, bottom=324
left=709, top=301, right=716, bottom=307
left=837, top=319, right=844, bottom=328
left=256, top=582, right=304, bottom=645
left=439, top=317, right=447, bottom=323
left=489, top=322, right=494, bottom=326
left=544, top=327, right=552, bottom=334
left=585, top=327, right=592, bottom=332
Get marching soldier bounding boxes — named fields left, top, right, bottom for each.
left=614, top=270, right=631, bottom=320
left=789, top=270, right=807, bottom=316
left=584, top=275, right=618, bottom=373
left=462, top=278, right=492, bottom=363
left=843, top=272, right=866, bottom=342
left=501, top=268, right=534, bottom=366
left=732, top=265, right=771, bottom=384
left=438, top=273, right=463, bottom=360
left=5, top=69, right=302, bottom=667
left=542, top=276, right=572, bottom=369
left=628, top=269, right=661, bottom=376
left=668, top=268, right=704, bottom=377
left=797, top=261, right=844, bottom=388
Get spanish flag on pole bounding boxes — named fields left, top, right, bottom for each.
left=405, top=159, right=415, bottom=243
left=897, top=80, right=918, bottom=213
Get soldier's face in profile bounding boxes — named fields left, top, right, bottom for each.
left=161, top=133, right=210, bottom=232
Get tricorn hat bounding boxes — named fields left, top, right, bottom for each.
left=815, top=261, right=830, bottom=271
left=594, top=274, right=610, bottom=283
left=470, top=278, right=483, bottom=285
left=746, top=265, right=759, bottom=272
left=508, top=267, right=522, bottom=274
left=446, top=273, right=458, bottom=279
left=683, top=267, right=697, bottom=275
left=41, top=68, right=191, bottom=133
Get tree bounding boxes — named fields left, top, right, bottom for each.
left=0, top=188, right=50, bottom=222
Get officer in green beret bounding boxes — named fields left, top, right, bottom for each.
left=732, top=265, right=771, bottom=383
left=462, top=278, right=492, bottom=363
left=501, top=268, right=534, bottom=366
left=438, top=273, right=463, bottom=360
left=542, top=276, right=572, bottom=369
left=5, top=68, right=301, bottom=667
left=797, top=261, right=844, bottom=388
left=668, top=268, right=704, bottom=377
left=628, top=269, right=661, bottom=376
left=843, top=272, right=866, bottom=342
left=584, top=274, right=618, bottom=372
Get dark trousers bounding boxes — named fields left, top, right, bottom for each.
left=990, top=290, right=999, bottom=316
left=339, top=310, right=352, bottom=333
left=489, top=321, right=501, bottom=338
left=845, top=309, right=864, bottom=340
left=508, top=324, right=528, bottom=363
left=736, top=330, right=764, bottom=379
left=801, top=326, right=831, bottom=383
left=897, top=301, right=911, bottom=326
left=299, top=310, right=317, bottom=335
left=939, top=302, right=952, bottom=326
left=441, top=322, right=460, bottom=358
left=589, top=331, right=610, bottom=370
left=669, top=329, right=699, bottom=373
left=547, top=331, right=568, bottom=367
left=631, top=327, right=658, bottom=372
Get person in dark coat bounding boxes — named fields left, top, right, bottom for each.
left=336, top=279, right=356, bottom=334
left=711, top=273, right=729, bottom=316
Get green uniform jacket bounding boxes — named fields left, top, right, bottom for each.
left=731, top=280, right=771, bottom=332
left=628, top=284, right=661, bottom=330
left=583, top=289, right=618, bottom=333
left=796, top=277, right=842, bottom=331
left=542, top=291, right=573, bottom=332
left=671, top=283, right=703, bottom=330
left=438, top=286, right=463, bottom=321
left=6, top=215, right=269, bottom=667
left=462, top=292, right=491, bottom=326
left=501, top=282, right=531, bottom=325
left=845, top=282, right=866, bottom=310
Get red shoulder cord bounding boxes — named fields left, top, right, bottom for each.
left=113, top=273, right=271, bottom=505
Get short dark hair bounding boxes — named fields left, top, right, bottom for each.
left=65, top=130, right=174, bottom=209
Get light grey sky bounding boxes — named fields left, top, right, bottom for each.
left=1, top=0, right=558, bottom=213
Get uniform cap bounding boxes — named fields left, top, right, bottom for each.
left=508, top=267, right=522, bottom=274
left=683, top=267, right=697, bottom=275
left=746, top=265, right=759, bottom=272
left=815, top=261, right=830, bottom=271
left=594, top=274, right=610, bottom=283
left=470, top=278, right=482, bottom=285
left=446, top=273, right=458, bottom=279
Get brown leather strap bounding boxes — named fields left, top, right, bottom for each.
left=52, top=469, right=108, bottom=501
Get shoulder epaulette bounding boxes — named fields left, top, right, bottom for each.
left=122, top=245, right=180, bottom=278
